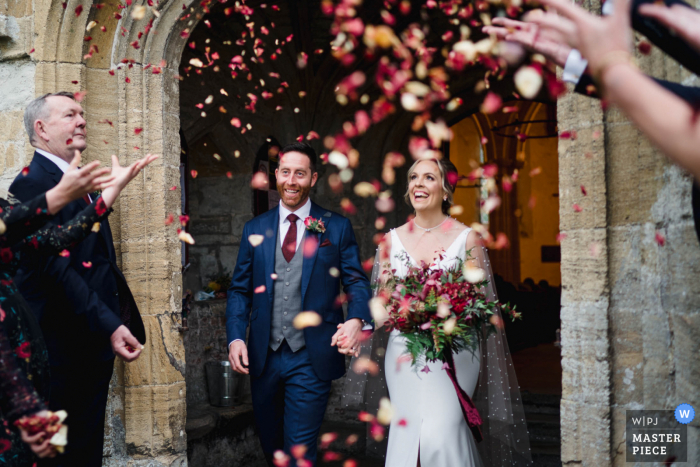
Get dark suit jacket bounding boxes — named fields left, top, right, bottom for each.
left=226, top=201, right=372, bottom=381
left=573, top=0, right=700, bottom=243
left=9, top=152, right=145, bottom=365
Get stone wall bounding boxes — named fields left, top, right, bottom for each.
left=556, top=2, right=700, bottom=464
left=0, top=0, right=35, bottom=193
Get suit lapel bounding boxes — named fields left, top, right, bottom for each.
left=263, top=207, right=280, bottom=301
left=301, top=202, right=325, bottom=304
left=31, top=152, right=63, bottom=187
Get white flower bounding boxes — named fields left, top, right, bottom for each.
left=463, top=264, right=486, bottom=283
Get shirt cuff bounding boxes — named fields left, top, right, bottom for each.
left=229, top=339, right=244, bottom=349
left=602, top=0, right=613, bottom=16
left=362, top=322, right=373, bottom=331
left=562, top=49, right=588, bottom=84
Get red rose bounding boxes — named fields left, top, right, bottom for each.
left=0, top=438, right=11, bottom=454
left=16, top=342, right=31, bottom=359
left=0, top=248, right=13, bottom=263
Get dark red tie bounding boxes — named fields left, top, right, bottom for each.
left=83, top=194, right=91, bottom=204
left=282, top=213, right=299, bottom=262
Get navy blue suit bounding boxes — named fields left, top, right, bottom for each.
left=226, top=201, right=372, bottom=464
left=9, top=152, right=145, bottom=467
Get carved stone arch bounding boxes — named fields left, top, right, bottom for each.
left=27, top=0, right=214, bottom=463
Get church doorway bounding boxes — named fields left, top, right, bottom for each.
left=448, top=101, right=563, bottom=465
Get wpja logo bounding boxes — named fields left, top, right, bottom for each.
left=626, top=407, right=691, bottom=463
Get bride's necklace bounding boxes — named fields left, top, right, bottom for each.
left=414, top=215, right=449, bottom=232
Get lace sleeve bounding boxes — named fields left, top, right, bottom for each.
left=0, top=194, right=53, bottom=248
left=17, top=197, right=112, bottom=257
left=0, top=322, right=45, bottom=422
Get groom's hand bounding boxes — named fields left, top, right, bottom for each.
left=331, top=318, right=363, bottom=357
left=228, top=341, right=249, bottom=374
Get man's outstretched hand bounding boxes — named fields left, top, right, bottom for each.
left=228, top=340, right=249, bottom=374
left=331, top=318, right=363, bottom=358
left=110, top=325, right=143, bottom=362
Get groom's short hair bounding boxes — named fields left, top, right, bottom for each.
left=280, top=142, right=317, bottom=173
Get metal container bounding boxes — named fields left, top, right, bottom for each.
left=205, top=361, right=237, bottom=407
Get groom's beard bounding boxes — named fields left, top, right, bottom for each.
left=277, top=181, right=310, bottom=209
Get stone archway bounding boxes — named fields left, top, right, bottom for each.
left=26, top=0, right=212, bottom=463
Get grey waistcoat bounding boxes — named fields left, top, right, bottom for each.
left=269, top=226, right=306, bottom=352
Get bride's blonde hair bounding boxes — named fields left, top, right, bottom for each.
left=404, top=158, right=458, bottom=215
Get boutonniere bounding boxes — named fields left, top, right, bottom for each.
left=304, top=216, right=326, bottom=233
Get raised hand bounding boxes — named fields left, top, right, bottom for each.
left=524, top=0, right=633, bottom=81
left=101, top=154, right=159, bottom=208
left=638, top=3, right=700, bottom=53
left=45, top=151, right=113, bottom=214
left=110, top=325, right=143, bottom=362
left=483, top=17, right=572, bottom=67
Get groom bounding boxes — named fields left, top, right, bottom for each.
left=226, top=142, right=372, bottom=465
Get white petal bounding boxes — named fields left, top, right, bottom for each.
left=293, top=311, right=322, bottom=329
left=377, top=397, right=394, bottom=425
left=248, top=234, right=264, bottom=247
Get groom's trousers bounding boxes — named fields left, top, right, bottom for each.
left=251, top=341, right=332, bottom=466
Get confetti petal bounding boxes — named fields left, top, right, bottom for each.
left=248, top=234, right=264, bottom=247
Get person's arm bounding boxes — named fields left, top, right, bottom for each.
left=634, top=1, right=700, bottom=73
left=337, top=217, right=372, bottom=324
left=601, top=63, right=700, bottom=180
left=0, top=194, right=55, bottom=247
left=226, top=221, right=255, bottom=374
left=18, top=196, right=112, bottom=257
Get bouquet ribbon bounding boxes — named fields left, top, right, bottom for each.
left=443, top=349, right=483, bottom=443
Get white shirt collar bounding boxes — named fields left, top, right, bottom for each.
left=35, top=149, right=72, bottom=173
left=279, top=197, right=311, bottom=223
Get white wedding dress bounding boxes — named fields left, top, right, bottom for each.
left=384, top=227, right=484, bottom=467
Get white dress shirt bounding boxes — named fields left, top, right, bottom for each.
left=278, top=197, right=311, bottom=251
left=36, top=148, right=72, bottom=173
left=562, top=2, right=613, bottom=85
left=34, top=149, right=91, bottom=202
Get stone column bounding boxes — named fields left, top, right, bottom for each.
left=558, top=4, right=700, bottom=465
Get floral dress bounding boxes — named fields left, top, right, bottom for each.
left=0, top=193, right=110, bottom=466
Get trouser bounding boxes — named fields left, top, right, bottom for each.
left=39, top=358, right=114, bottom=467
left=251, top=341, right=332, bottom=467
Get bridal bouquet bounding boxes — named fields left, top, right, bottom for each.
left=372, top=250, right=520, bottom=442
left=376, top=250, right=519, bottom=366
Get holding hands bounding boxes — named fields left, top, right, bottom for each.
left=331, top=318, right=364, bottom=358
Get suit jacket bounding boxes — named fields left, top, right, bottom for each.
left=226, top=201, right=372, bottom=381
left=9, top=152, right=145, bottom=365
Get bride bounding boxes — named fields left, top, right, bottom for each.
left=343, top=158, right=532, bottom=466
